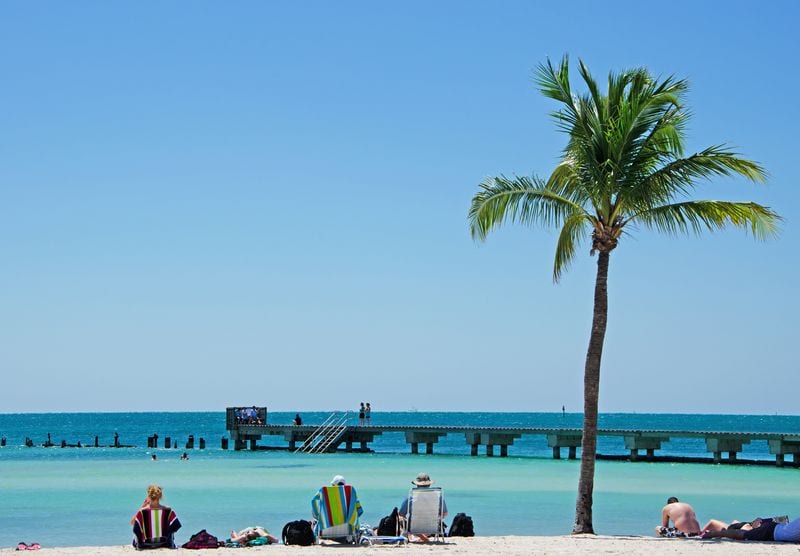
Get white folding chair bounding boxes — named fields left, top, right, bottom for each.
left=402, top=487, right=445, bottom=542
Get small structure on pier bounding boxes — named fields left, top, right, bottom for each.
left=226, top=407, right=268, bottom=450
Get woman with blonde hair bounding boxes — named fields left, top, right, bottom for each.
left=131, top=485, right=182, bottom=549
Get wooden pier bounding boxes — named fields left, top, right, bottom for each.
left=225, top=408, right=800, bottom=466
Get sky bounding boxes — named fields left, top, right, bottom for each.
left=1, top=1, right=798, bottom=414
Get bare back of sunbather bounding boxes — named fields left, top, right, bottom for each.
left=660, top=500, right=701, bottom=534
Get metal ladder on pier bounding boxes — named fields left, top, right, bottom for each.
left=296, top=411, right=351, bottom=454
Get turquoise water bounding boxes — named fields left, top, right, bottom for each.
left=1, top=412, right=799, bottom=547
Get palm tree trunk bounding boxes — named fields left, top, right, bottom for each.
left=572, top=250, right=610, bottom=534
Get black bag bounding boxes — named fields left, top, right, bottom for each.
left=377, top=507, right=399, bottom=536
left=282, top=520, right=315, bottom=546
left=448, top=513, right=474, bottom=537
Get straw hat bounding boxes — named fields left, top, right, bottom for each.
left=411, top=472, right=433, bottom=487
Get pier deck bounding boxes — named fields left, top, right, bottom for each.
left=224, top=409, right=800, bottom=466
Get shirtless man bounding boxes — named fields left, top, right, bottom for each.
left=655, top=497, right=701, bottom=537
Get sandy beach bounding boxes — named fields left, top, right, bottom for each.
left=3, top=536, right=799, bottom=555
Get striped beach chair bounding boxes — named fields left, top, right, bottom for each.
left=132, top=506, right=182, bottom=549
left=311, top=484, right=364, bottom=544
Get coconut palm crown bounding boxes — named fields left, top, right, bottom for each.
left=468, top=55, right=781, bottom=534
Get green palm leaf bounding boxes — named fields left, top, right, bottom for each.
left=631, top=200, right=781, bottom=239
left=553, top=212, right=591, bottom=282
left=468, top=175, right=585, bottom=241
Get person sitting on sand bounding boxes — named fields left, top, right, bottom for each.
left=655, top=497, right=701, bottom=537
left=702, top=516, right=800, bottom=542
left=399, top=472, right=448, bottom=542
left=311, top=474, right=364, bottom=543
left=130, top=485, right=182, bottom=549
left=229, top=526, right=278, bottom=545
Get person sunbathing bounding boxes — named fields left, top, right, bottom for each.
left=702, top=516, right=800, bottom=542
left=229, top=526, right=278, bottom=545
left=654, top=497, right=701, bottom=537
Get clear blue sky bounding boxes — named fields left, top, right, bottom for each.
left=1, top=1, right=797, bottom=414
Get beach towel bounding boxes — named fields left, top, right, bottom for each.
left=311, top=485, right=364, bottom=537
left=656, top=526, right=700, bottom=538
left=132, top=506, right=182, bottom=549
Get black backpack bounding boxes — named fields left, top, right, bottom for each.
left=376, top=507, right=399, bottom=536
left=448, top=513, right=474, bottom=537
left=282, top=520, right=315, bottom=546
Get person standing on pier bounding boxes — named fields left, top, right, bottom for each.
left=365, top=403, right=371, bottom=425
left=358, top=403, right=365, bottom=426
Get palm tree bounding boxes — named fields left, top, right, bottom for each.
left=468, top=56, right=781, bottom=534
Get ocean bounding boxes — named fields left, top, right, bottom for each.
left=1, top=411, right=798, bottom=548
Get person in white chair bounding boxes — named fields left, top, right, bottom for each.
left=399, top=473, right=447, bottom=541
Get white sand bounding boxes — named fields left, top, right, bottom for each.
left=3, top=536, right=799, bottom=555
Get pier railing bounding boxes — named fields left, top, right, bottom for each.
left=296, top=411, right=351, bottom=454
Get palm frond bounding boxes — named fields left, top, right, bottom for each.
left=578, top=60, right=605, bottom=124
left=630, top=200, right=782, bottom=240
left=553, top=211, right=591, bottom=283
left=651, top=145, right=765, bottom=184
left=535, top=56, right=579, bottom=134
left=620, top=146, right=768, bottom=214
left=468, top=175, right=587, bottom=241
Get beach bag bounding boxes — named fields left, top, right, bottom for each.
left=182, top=529, right=223, bottom=549
left=282, top=520, right=315, bottom=546
left=377, top=507, right=399, bottom=536
left=448, top=513, right=474, bottom=537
